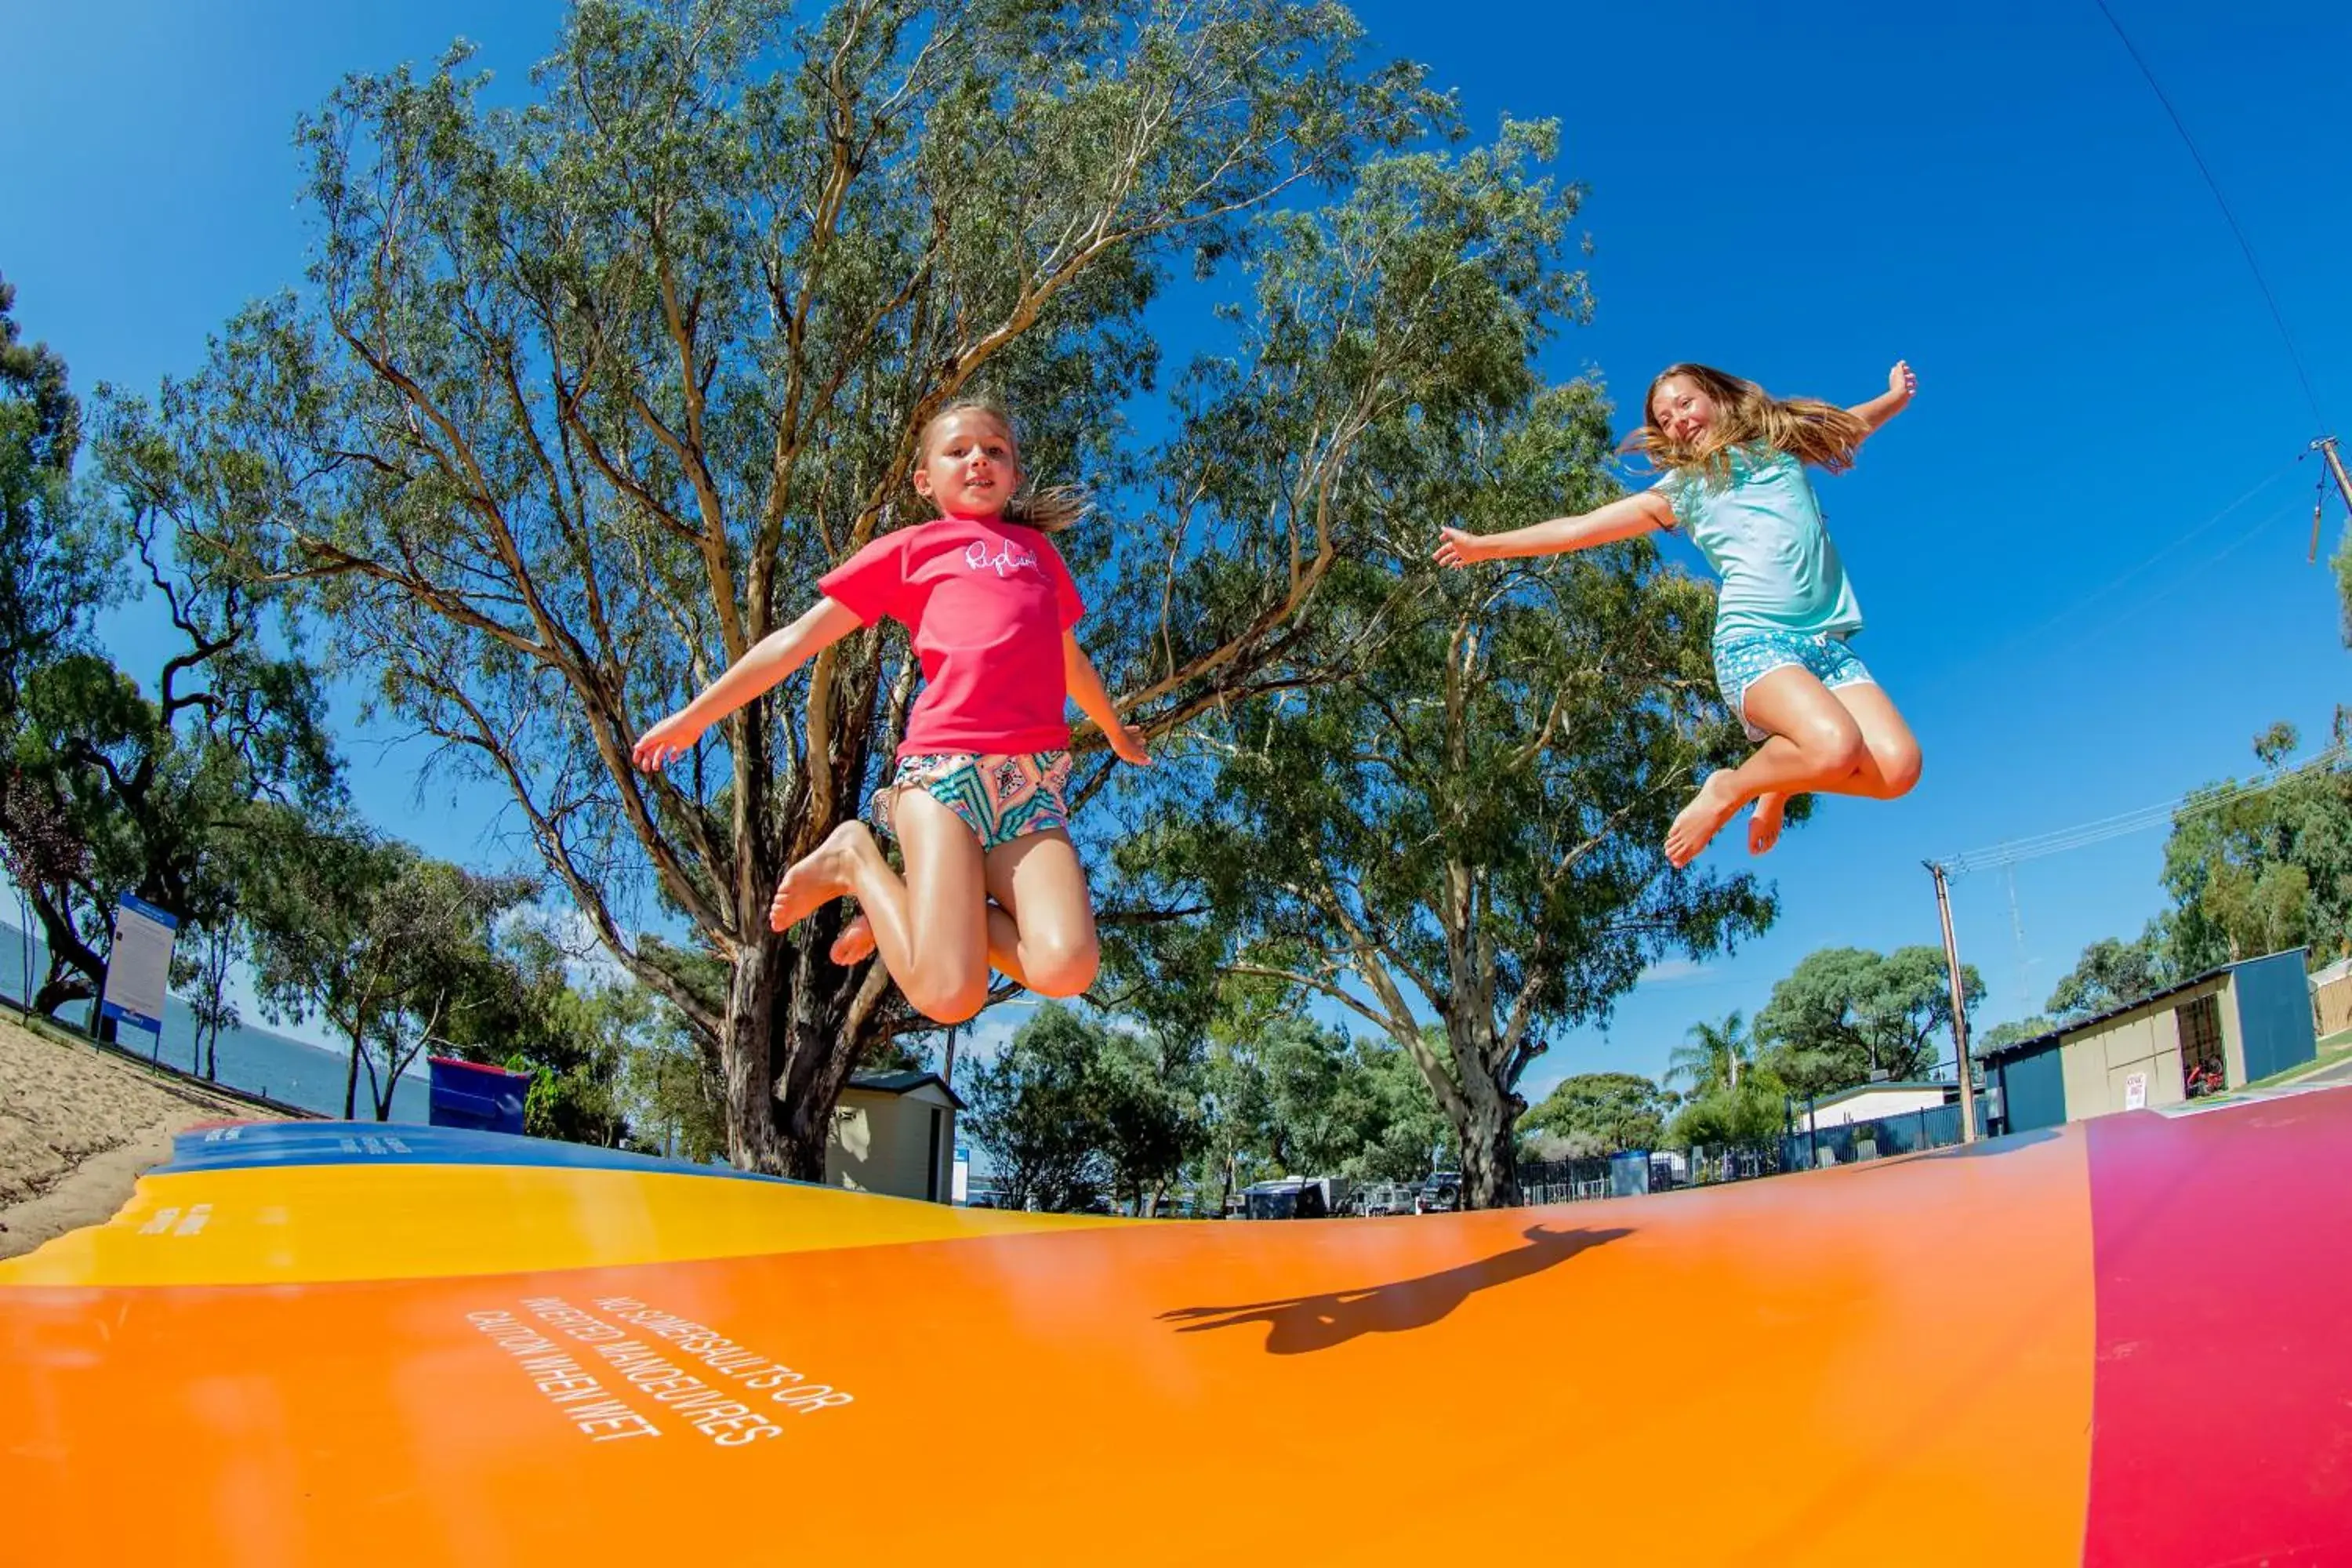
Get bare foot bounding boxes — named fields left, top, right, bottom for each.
left=1748, top=793, right=1788, bottom=856
left=829, top=913, right=876, bottom=965
left=769, top=822, right=871, bottom=933
left=1666, top=774, right=1744, bottom=868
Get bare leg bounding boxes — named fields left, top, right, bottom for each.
left=833, top=902, right=1019, bottom=972
left=1672, top=671, right=1926, bottom=866
left=982, top=829, right=1101, bottom=998
left=829, top=914, right=877, bottom=965
left=1747, top=683, right=1924, bottom=853
left=1828, top=682, right=1924, bottom=800
left=1668, top=667, right=1867, bottom=866
left=770, top=798, right=991, bottom=1023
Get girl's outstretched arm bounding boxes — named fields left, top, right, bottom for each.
left=1849, top=360, right=1917, bottom=435
left=1433, top=491, right=1671, bottom=568
left=1063, top=633, right=1149, bottom=766
left=632, top=597, right=865, bottom=770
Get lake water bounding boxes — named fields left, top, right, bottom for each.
left=0, top=920, right=429, bottom=1121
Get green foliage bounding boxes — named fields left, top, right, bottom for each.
left=243, top=820, right=544, bottom=1120
left=1754, top=946, right=1981, bottom=1100
left=153, top=0, right=1534, bottom=1176
left=1116, top=367, right=1773, bottom=1208
left=1519, top=1071, right=1673, bottom=1157
left=1212, top=1016, right=1449, bottom=1185
left=449, top=924, right=644, bottom=1147
left=172, top=921, right=241, bottom=1080
left=2045, top=927, right=2178, bottom=1022
left=0, top=368, right=343, bottom=1021
left=0, top=273, right=118, bottom=711
left=1976, top=1014, right=2056, bottom=1054
left=2158, top=720, right=2352, bottom=971
left=1664, top=1076, right=1789, bottom=1152
left=961, top=1004, right=1123, bottom=1213
left=1665, top=1011, right=1755, bottom=1098
left=1088, top=1025, right=1199, bottom=1215
left=619, top=1009, right=729, bottom=1164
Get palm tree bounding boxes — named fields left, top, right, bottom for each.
left=1668, top=1012, right=1755, bottom=1099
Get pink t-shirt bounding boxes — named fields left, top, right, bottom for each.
left=818, top=514, right=1085, bottom=757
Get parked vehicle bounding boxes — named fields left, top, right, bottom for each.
left=1237, top=1174, right=1352, bottom=1220
left=1415, top=1171, right=1461, bottom=1213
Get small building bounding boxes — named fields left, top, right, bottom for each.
left=1793, top=1080, right=1955, bottom=1134
left=824, top=1071, right=964, bottom=1203
left=2308, top=955, right=2352, bottom=1040
left=1983, top=949, right=2315, bottom=1135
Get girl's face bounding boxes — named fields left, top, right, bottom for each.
left=915, top=410, right=1019, bottom=517
left=1650, top=376, right=1717, bottom=445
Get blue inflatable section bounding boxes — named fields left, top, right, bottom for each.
left=157, top=1121, right=789, bottom=1185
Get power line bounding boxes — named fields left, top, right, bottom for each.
left=2089, top=0, right=2328, bottom=429
left=1939, top=741, right=2350, bottom=877
left=1907, top=459, right=2299, bottom=705
left=2036, top=495, right=2303, bottom=665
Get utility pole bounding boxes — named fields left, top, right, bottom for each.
left=2313, top=437, right=2352, bottom=563
left=1927, top=862, right=1980, bottom=1145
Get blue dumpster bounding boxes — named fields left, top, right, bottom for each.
left=427, top=1055, right=532, bottom=1135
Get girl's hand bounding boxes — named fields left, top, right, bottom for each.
left=632, top=710, right=706, bottom=771
left=1433, top=526, right=1493, bottom=569
left=1109, top=722, right=1151, bottom=768
left=1889, top=360, right=1917, bottom=400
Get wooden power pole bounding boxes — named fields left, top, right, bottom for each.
left=1927, top=862, right=1980, bottom=1145
left=2313, top=437, right=2352, bottom=562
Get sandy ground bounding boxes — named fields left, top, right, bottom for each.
left=0, top=1011, right=287, bottom=1261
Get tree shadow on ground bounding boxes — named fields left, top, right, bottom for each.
left=1158, top=1224, right=1632, bottom=1355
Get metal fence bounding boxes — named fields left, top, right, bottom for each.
left=1780, top=1100, right=1984, bottom=1171
left=1511, top=1101, right=1982, bottom=1209
left=1515, top=1156, right=1617, bottom=1206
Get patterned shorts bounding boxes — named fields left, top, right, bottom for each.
left=1713, top=630, right=1875, bottom=742
left=871, top=750, right=1076, bottom=852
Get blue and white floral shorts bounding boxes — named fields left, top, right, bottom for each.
left=1713, top=630, right=1875, bottom=742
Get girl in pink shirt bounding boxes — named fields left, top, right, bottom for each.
left=633, top=402, right=1148, bottom=1024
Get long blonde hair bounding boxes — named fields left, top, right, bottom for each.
left=916, top=398, right=1091, bottom=532
left=1623, top=363, right=1870, bottom=479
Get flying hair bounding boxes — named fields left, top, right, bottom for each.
left=1623, top=363, right=1871, bottom=479
left=916, top=397, right=1092, bottom=533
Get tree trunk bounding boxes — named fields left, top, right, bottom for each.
left=28, top=889, right=101, bottom=1018
left=766, top=924, right=894, bottom=1181
left=720, top=941, right=785, bottom=1173
left=23, top=884, right=103, bottom=1014
left=774, top=1008, right=855, bottom=1182
left=342, top=1018, right=362, bottom=1120
left=31, top=969, right=93, bottom=1018
left=1454, top=1072, right=1521, bottom=1210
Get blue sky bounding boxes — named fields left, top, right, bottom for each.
left=7, top=0, right=2350, bottom=1094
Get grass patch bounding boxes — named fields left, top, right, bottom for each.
left=2240, top=1040, right=2352, bottom=1093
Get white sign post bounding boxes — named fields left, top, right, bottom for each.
left=100, top=893, right=179, bottom=1041
left=2124, top=1072, right=2149, bottom=1112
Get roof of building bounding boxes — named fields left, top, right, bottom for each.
left=845, top=1070, right=967, bottom=1110
left=1974, top=954, right=2303, bottom=1064
left=1806, top=1080, right=1956, bottom=1112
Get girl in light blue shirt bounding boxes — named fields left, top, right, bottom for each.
left=1435, top=361, right=1920, bottom=867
